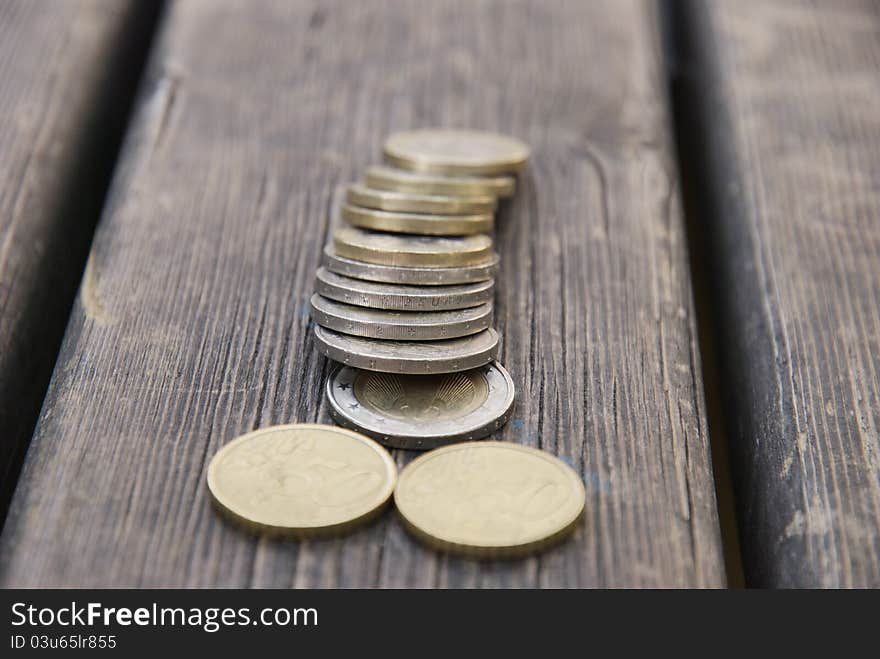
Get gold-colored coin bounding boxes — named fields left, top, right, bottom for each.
left=342, top=204, right=492, bottom=236
left=384, top=129, right=530, bottom=176
left=365, top=166, right=516, bottom=199
left=207, top=424, right=396, bottom=536
left=347, top=183, right=496, bottom=215
left=333, top=225, right=493, bottom=267
left=394, top=442, right=585, bottom=557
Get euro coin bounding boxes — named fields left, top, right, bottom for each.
left=384, top=129, right=530, bottom=176
left=334, top=225, right=493, bottom=268
left=322, top=246, right=499, bottom=286
left=365, top=165, right=515, bottom=199
left=310, top=294, right=493, bottom=341
left=394, top=442, right=585, bottom=557
left=347, top=183, right=496, bottom=215
left=342, top=204, right=492, bottom=236
left=313, top=325, right=499, bottom=374
left=327, top=362, right=515, bottom=449
left=314, top=267, right=494, bottom=311
left=207, top=424, right=396, bottom=536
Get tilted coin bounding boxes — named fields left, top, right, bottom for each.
left=310, top=294, right=493, bottom=341
left=394, top=442, right=585, bottom=557
left=384, top=129, right=530, bottom=176
left=322, top=245, right=499, bottom=286
left=313, top=325, right=499, bottom=374
left=347, top=183, right=497, bottom=215
left=315, top=267, right=494, bottom=311
left=327, top=362, right=516, bottom=450
left=342, top=204, right=492, bottom=236
left=334, top=225, right=493, bottom=268
left=206, top=423, right=396, bottom=536
left=366, top=165, right=516, bottom=199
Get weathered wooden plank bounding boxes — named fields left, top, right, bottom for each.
left=677, top=0, right=880, bottom=586
left=0, top=1, right=160, bottom=516
left=0, top=0, right=724, bottom=587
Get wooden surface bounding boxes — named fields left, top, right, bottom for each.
left=0, top=0, right=158, bottom=517
left=679, top=0, right=880, bottom=586
left=0, top=0, right=724, bottom=587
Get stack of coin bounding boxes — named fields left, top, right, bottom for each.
left=311, top=129, right=530, bottom=449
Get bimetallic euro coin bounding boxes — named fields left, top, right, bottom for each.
left=334, top=225, right=493, bottom=268
left=365, top=165, right=516, bottom=199
left=342, top=204, right=492, bottom=236
left=322, top=246, right=499, bottom=286
left=310, top=294, right=493, bottom=341
left=206, top=424, right=396, bottom=536
left=347, top=183, right=496, bottom=215
left=313, top=325, right=499, bottom=374
left=394, top=442, right=585, bottom=557
left=384, top=129, right=530, bottom=176
left=327, top=362, right=516, bottom=449
left=314, top=267, right=493, bottom=311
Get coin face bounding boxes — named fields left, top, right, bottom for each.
left=207, top=424, right=396, bottom=536
left=342, top=204, right=493, bottom=236
left=313, top=325, right=499, bottom=373
left=394, top=442, right=585, bottom=557
left=314, top=267, right=493, bottom=311
left=327, top=362, right=516, bottom=449
left=322, top=246, right=499, bottom=286
left=366, top=166, right=516, bottom=199
left=384, top=129, right=530, bottom=175
left=310, top=294, right=493, bottom=340
left=334, top=225, right=493, bottom=267
left=347, top=184, right=496, bottom=215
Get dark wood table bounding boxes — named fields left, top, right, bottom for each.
left=0, top=0, right=877, bottom=588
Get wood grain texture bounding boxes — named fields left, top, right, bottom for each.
left=0, top=0, right=159, bottom=514
left=0, top=0, right=724, bottom=587
left=679, top=0, right=880, bottom=586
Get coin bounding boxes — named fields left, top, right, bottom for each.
left=313, top=325, right=499, bottom=373
left=315, top=267, right=493, bottom=311
left=366, top=165, right=516, bottom=199
left=206, top=423, right=396, bottom=536
left=342, top=204, right=492, bottom=236
left=327, top=362, right=515, bottom=449
left=347, top=183, right=496, bottom=215
left=384, top=129, right=530, bottom=176
left=310, top=294, right=493, bottom=341
left=394, top=442, right=585, bottom=557
left=334, top=225, right=493, bottom=267
left=322, top=246, right=499, bottom=286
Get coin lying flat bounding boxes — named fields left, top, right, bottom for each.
left=315, top=267, right=493, bottom=311
left=310, top=294, right=493, bottom=341
left=384, top=129, right=530, bottom=176
left=206, top=424, right=396, bottom=536
left=366, top=165, right=516, bottom=199
left=347, top=183, right=496, bottom=215
left=313, top=325, right=499, bottom=373
left=342, top=204, right=492, bottom=236
left=327, top=362, right=515, bottom=449
left=322, top=246, right=499, bottom=286
left=394, top=442, right=585, bottom=557
left=334, top=225, right=493, bottom=268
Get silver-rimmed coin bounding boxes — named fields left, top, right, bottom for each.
left=384, top=129, right=530, bottom=176
left=365, top=165, right=516, bottom=199
left=313, top=325, right=499, bottom=374
left=322, top=246, right=499, bottom=286
left=342, top=204, right=492, bottom=236
left=314, top=267, right=493, bottom=311
left=347, top=183, right=496, bottom=215
left=327, top=362, right=516, bottom=450
left=310, top=294, right=492, bottom=341
left=334, top=226, right=493, bottom=267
